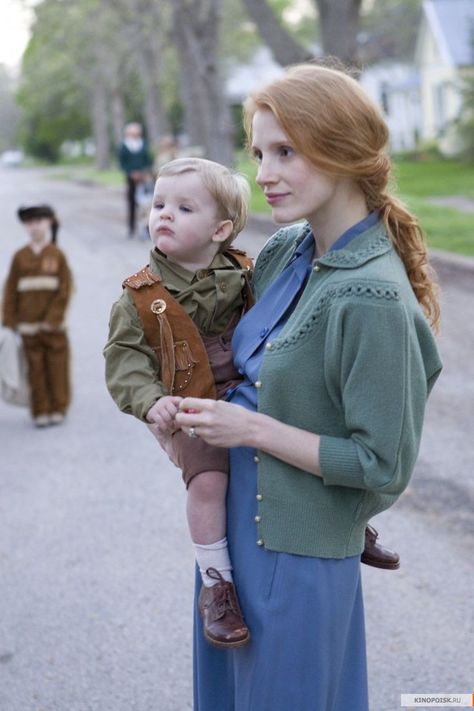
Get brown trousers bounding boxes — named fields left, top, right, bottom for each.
left=172, top=322, right=242, bottom=487
left=22, top=331, right=71, bottom=417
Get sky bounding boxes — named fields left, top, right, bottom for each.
left=0, top=1, right=34, bottom=69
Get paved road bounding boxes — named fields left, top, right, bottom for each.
left=0, top=167, right=473, bottom=711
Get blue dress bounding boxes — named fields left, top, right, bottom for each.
left=193, top=221, right=375, bottom=711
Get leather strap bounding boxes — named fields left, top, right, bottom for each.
left=122, top=250, right=254, bottom=399
left=124, top=269, right=216, bottom=398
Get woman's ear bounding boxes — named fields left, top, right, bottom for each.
left=212, top=219, right=233, bottom=244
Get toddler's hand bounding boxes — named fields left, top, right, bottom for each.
left=146, top=396, right=183, bottom=433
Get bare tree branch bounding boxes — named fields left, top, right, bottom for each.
left=240, top=0, right=313, bottom=66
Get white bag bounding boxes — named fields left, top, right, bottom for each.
left=0, top=327, right=30, bottom=407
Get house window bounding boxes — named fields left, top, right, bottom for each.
left=380, top=83, right=390, bottom=115
left=433, top=83, right=446, bottom=136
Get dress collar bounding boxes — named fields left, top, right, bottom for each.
left=290, top=214, right=392, bottom=271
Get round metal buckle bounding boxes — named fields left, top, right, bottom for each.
left=150, top=298, right=167, bottom=314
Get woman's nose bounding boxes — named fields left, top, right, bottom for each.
left=256, top=158, right=276, bottom=187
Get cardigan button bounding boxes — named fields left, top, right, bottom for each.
left=256, top=539, right=264, bottom=547
left=265, top=342, right=273, bottom=351
left=254, top=455, right=260, bottom=463
left=256, top=494, right=263, bottom=501
left=254, top=380, right=262, bottom=389
left=313, top=264, right=321, bottom=272
left=196, top=269, right=207, bottom=279
left=255, top=515, right=261, bottom=523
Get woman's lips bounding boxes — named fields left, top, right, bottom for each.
left=265, top=192, right=289, bottom=205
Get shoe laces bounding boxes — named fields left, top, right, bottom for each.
left=205, top=568, right=239, bottom=618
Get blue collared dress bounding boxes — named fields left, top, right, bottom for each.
left=193, top=217, right=378, bottom=711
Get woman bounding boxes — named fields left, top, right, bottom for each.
left=173, top=63, right=443, bottom=710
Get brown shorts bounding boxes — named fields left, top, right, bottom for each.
left=174, top=321, right=242, bottom=488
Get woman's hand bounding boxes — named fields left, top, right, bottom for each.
left=176, top=398, right=255, bottom=449
left=177, top=397, right=322, bottom=477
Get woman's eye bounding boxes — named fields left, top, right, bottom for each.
left=251, top=149, right=262, bottom=163
left=279, top=145, right=294, bottom=158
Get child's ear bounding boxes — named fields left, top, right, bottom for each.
left=212, top=219, right=233, bottom=244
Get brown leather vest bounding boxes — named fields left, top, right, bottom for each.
left=123, top=248, right=254, bottom=399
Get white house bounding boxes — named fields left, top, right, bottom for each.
left=225, top=1, right=474, bottom=156
left=226, top=50, right=422, bottom=154
left=225, top=47, right=283, bottom=104
left=415, top=0, right=474, bottom=154
left=360, top=64, right=421, bottom=152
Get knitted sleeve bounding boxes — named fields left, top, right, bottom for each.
left=103, top=292, right=166, bottom=421
left=319, top=298, right=442, bottom=495
left=44, top=251, right=73, bottom=327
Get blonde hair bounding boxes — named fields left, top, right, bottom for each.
left=243, top=63, right=440, bottom=331
left=158, top=157, right=250, bottom=250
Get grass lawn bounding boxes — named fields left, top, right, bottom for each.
left=49, top=166, right=124, bottom=187
left=236, top=155, right=474, bottom=257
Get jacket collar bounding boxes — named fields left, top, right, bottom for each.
left=292, top=220, right=393, bottom=270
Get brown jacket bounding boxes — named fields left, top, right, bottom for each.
left=2, top=243, right=72, bottom=335
left=123, top=248, right=253, bottom=399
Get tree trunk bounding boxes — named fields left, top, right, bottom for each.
left=90, top=78, right=110, bottom=169
left=172, top=0, right=234, bottom=167
left=315, top=0, right=362, bottom=65
left=110, top=90, right=126, bottom=146
left=136, top=42, right=170, bottom=150
left=241, top=0, right=313, bottom=66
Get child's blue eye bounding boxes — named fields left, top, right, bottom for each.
left=154, top=202, right=164, bottom=209
left=180, top=206, right=192, bottom=213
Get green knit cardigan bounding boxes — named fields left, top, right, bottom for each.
left=250, top=220, right=442, bottom=558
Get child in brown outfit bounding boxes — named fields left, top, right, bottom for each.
left=2, top=205, right=72, bottom=427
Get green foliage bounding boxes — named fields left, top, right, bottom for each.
left=0, top=65, right=21, bottom=151
left=16, top=0, right=93, bottom=161
left=221, top=0, right=262, bottom=61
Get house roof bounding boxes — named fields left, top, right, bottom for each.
left=423, top=0, right=474, bottom=66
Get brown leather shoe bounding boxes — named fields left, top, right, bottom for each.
left=361, top=525, right=400, bottom=570
left=198, top=568, right=250, bottom=649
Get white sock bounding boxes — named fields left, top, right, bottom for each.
left=193, top=537, right=233, bottom=587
